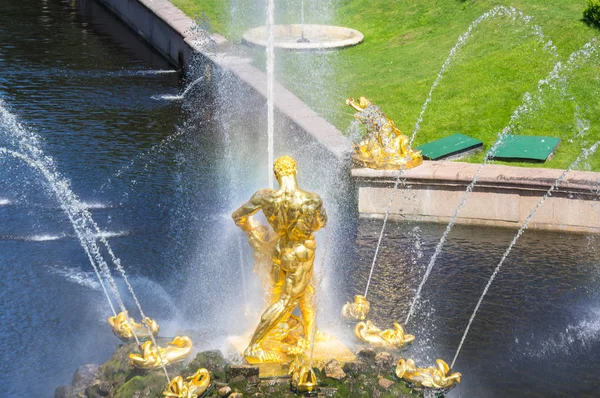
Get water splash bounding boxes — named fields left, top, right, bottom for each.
left=45, top=265, right=101, bottom=291
left=25, top=234, right=67, bottom=242
left=81, top=201, right=113, bottom=210
left=237, top=234, right=248, bottom=305
left=451, top=140, right=600, bottom=368
left=410, top=5, right=558, bottom=145
left=404, top=40, right=600, bottom=325
left=519, top=308, right=600, bottom=358
left=105, top=69, right=178, bottom=77
left=151, top=76, right=205, bottom=101
left=0, top=198, right=11, bottom=206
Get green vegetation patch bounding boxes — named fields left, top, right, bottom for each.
left=170, top=0, right=600, bottom=171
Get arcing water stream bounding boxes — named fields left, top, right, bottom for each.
left=409, top=5, right=558, bottom=146
left=0, top=103, right=172, bottom=381
left=363, top=6, right=559, bottom=301
left=405, top=40, right=600, bottom=324
left=451, top=140, right=600, bottom=368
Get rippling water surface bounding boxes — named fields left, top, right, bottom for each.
left=350, top=220, right=600, bottom=397
left=0, top=0, right=186, bottom=395
left=2, top=1, right=600, bottom=398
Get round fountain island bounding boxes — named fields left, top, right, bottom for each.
left=242, top=24, right=364, bottom=50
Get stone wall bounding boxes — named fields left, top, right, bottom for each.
left=353, top=162, right=600, bottom=233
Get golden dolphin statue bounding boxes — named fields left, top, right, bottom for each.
left=163, top=368, right=211, bottom=398
left=129, top=336, right=193, bottom=369
left=108, top=311, right=159, bottom=341
left=289, top=357, right=318, bottom=394
left=354, top=321, right=415, bottom=349
left=395, top=358, right=462, bottom=389
left=347, top=96, right=423, bottom=170
left=341, top=295, right=370, bottom=321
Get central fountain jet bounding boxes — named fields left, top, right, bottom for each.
left=232, top=155, right=354, bottom=373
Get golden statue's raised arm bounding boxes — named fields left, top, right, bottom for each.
left=232, top=190, right=267, bottom=232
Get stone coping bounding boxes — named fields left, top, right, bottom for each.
left=352, top=161, right=600, bottom=193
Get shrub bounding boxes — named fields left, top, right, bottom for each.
left=583, top=0, right=600, bottom=28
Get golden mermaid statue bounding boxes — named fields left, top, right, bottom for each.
left=163, top=368, right=211, bottom=398
left=341, top=294, right=370, bottom=321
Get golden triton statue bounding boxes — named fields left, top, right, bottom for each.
left=347, top=96, right=422, bottom=170
left=129, top=336, right=193, bottom=369
left=341, top=295, right=370, bottom=321
left=108, top=311, right=159, bottom=341
left=232, top=155, right=325, bottom=364
left=163, top=368, right=211, bottom=398
left=354, top=320, right=415, bottom=349
left=395, top=358, right=462, bottom=390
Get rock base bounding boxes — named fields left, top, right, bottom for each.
left=56, top=344, right=419, bottom=397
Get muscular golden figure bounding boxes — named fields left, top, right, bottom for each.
left=232, top=155, right=327, bottom=364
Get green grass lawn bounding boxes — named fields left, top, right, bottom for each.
left=171, top=0, right=600, bottom=171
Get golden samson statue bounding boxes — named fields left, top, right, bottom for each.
left=232, top=155, right=326, bottom=364
left=347, top=97, right=423, bottom=170
left=232, top=156, right=354, bottom=371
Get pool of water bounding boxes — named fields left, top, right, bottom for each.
left=350, top=220, right=600, bottom=397
left=1, top=1, right=600, bottom=398
left=0, top=0, right=187, bottom=395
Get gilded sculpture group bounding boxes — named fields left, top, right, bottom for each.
left=105, top=98, right=460, bottom=396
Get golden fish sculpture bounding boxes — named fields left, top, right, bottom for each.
left=347, top=96, right=423, bottom=170
left=354, top=321, right=415, bottom=350
left=163, top=368, right=211, bottom=398
left=108, top=311, right=159, bottom=341
left=289, top=357, right=318, bottom=394
left=341, top=295, right=370, bottom=321
left=395, top=358, right=462, bottom=389
left=129, top=336, right=193, bottom=369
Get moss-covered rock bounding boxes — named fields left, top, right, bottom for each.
left=57, top=345, right=422, bottom=398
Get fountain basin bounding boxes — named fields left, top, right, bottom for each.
left=242, top=24, right=364, bottom=50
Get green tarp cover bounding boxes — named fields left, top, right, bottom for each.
left=491, top=135, right=560, bottom=161
left=416, top=133, right=483, bottom=160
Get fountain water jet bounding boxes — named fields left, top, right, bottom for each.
left=151, top=76, right=205, bottom=102
left=409, top=5, right=558, bottom=146
left=405, top=40, right=600, bottom=324
left=361, top=6, right=560, bottom=308
left=0, top=103, right=172, bottom=382
left=266, top=0, right=275, bottom=189
left=451, top=140, right=600, bottom=368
